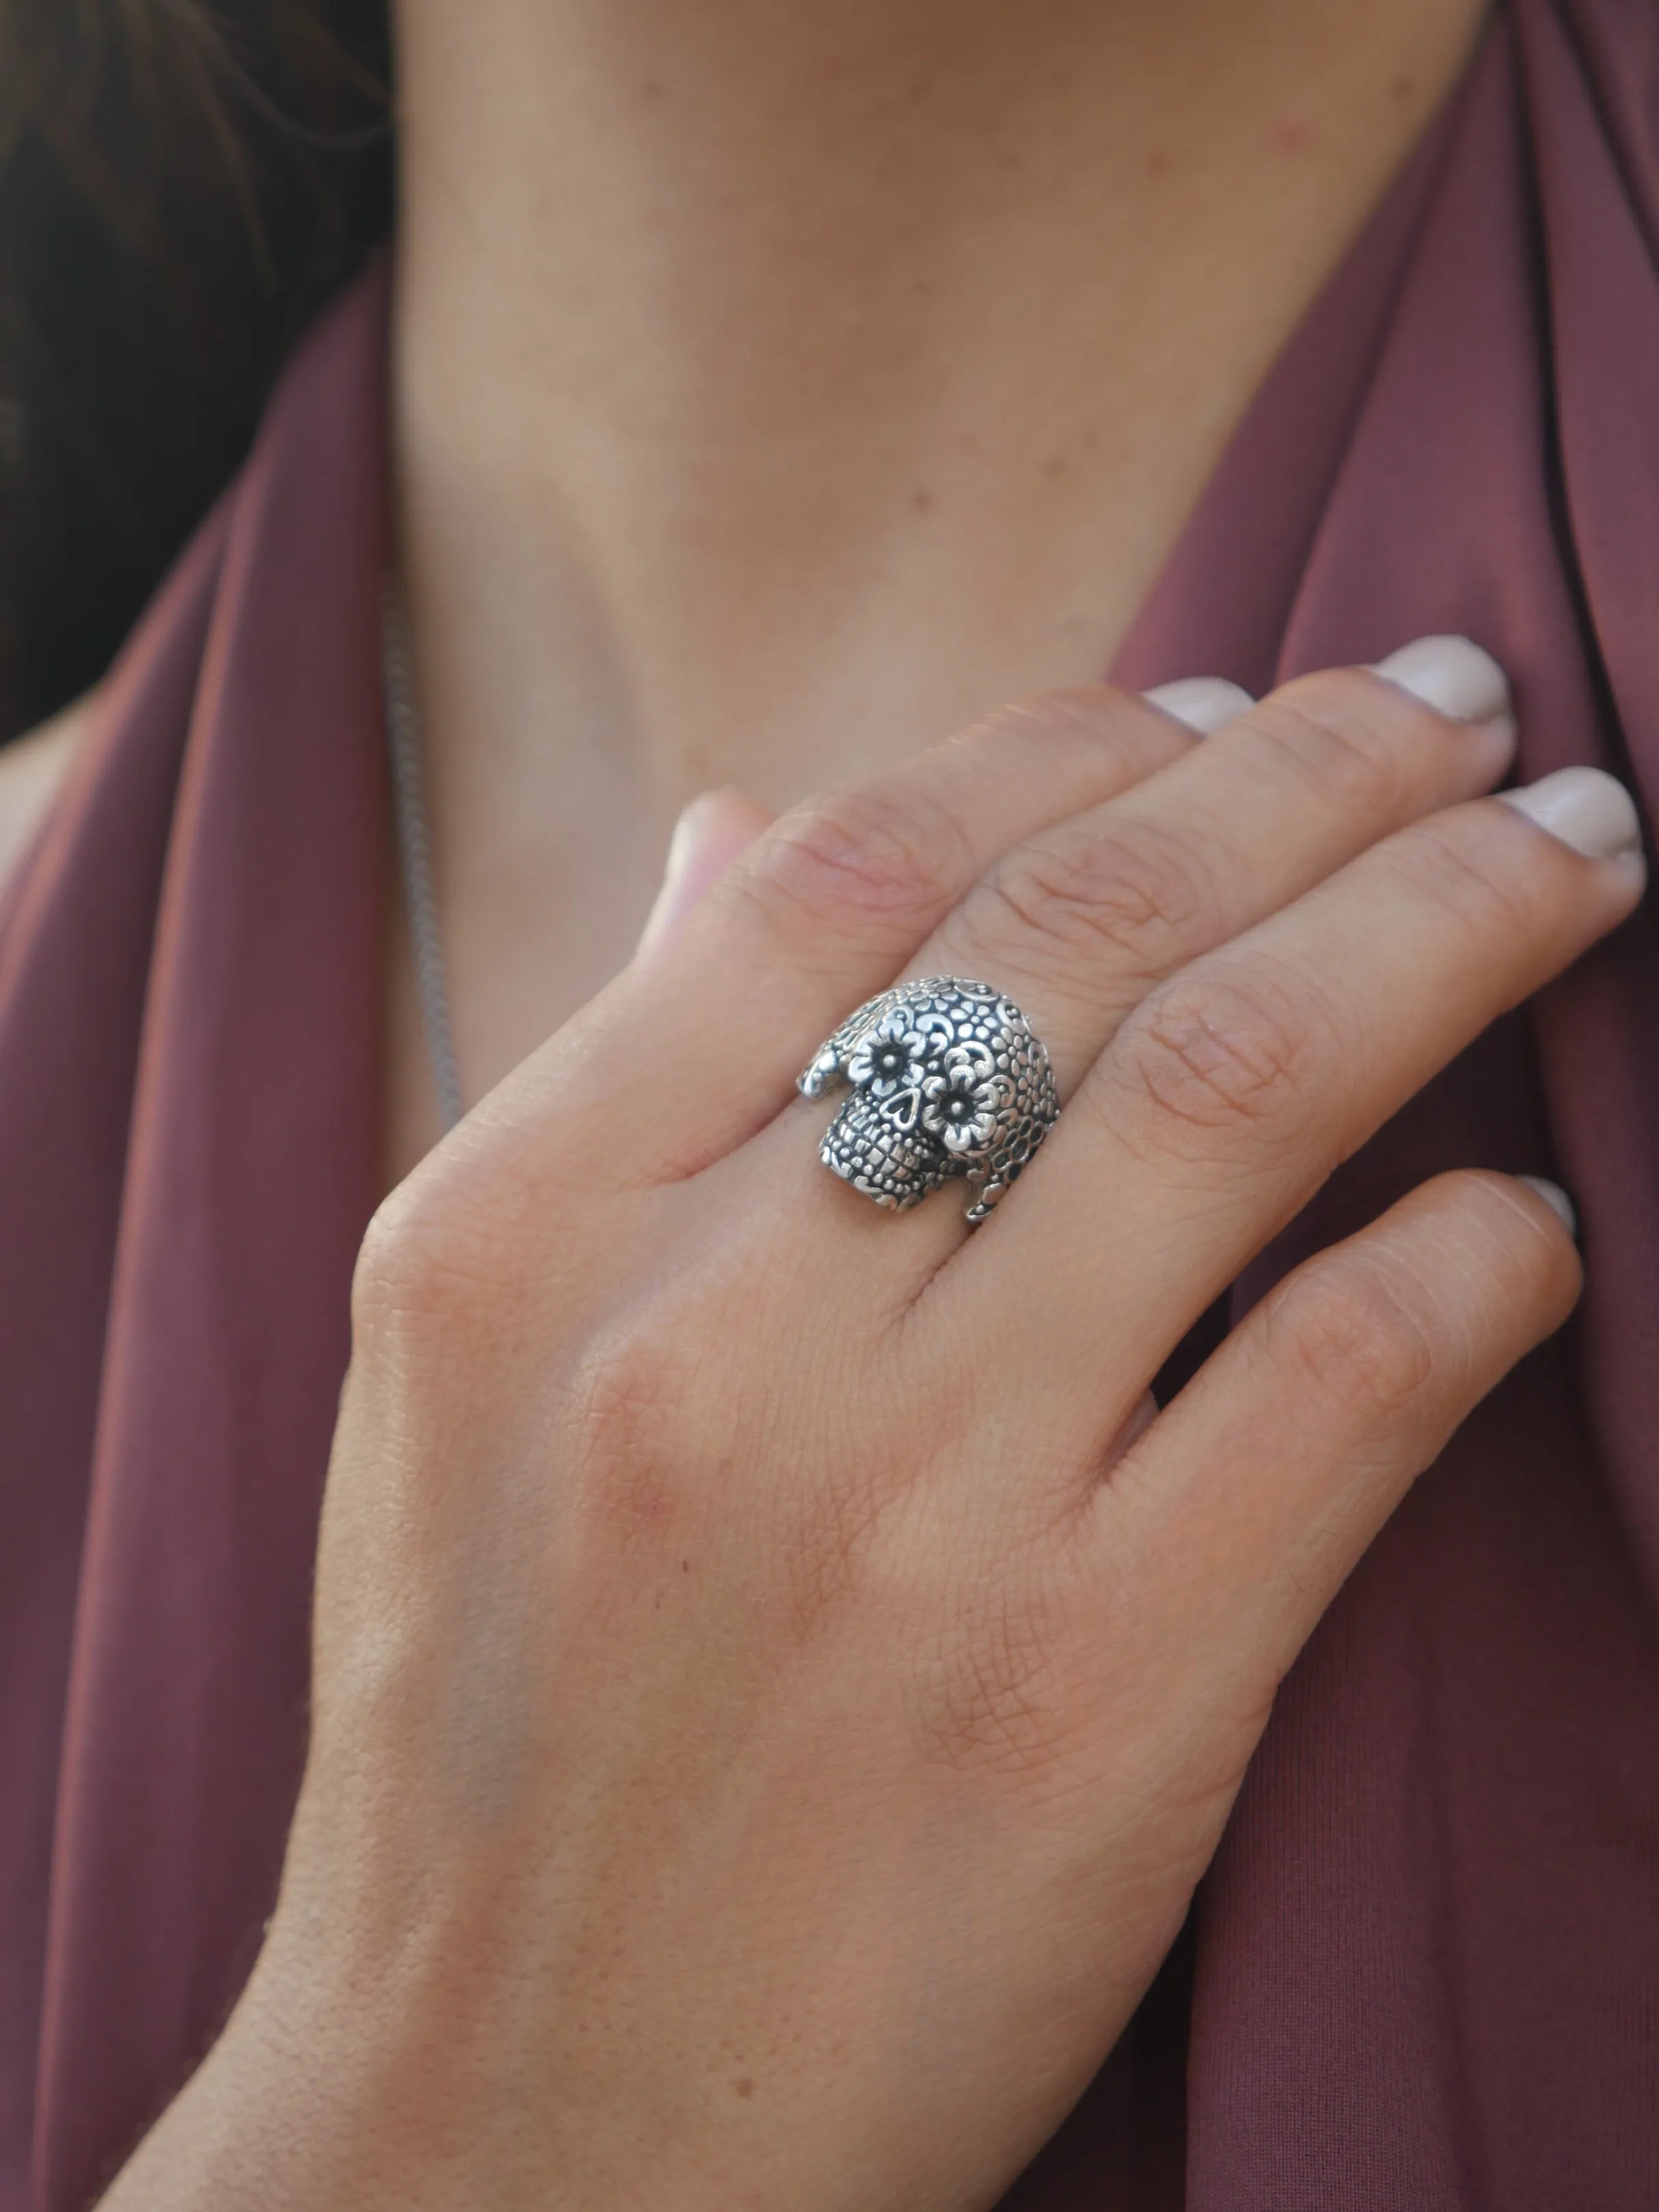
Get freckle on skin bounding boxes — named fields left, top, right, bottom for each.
left=734, top=2078, right=755, bottom=2099
left=1391, top=71, right=1417, bottom=102
left=1146, top=146, right=1172, bottom=176
left=909, top=487, right=936, bottom=515
left=682, top=1558, right=690, bottom=1573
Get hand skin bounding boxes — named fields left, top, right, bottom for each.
left=100, top=653, right=1638, bottom=2212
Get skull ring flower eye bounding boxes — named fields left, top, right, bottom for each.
left=921, top=1057, right=1000, bottom=1155
left=847, top=1009, right=932, bottom=1096
left=799, top=975, right=1058, bottom=1223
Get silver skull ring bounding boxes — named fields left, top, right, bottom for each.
left=798, top=977, right=1058, bottom=1223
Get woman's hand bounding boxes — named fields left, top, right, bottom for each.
left=105, top=639, right=1641, bottom=2212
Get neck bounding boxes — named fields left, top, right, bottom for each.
left=386, top=0, right=1482, bottom=1115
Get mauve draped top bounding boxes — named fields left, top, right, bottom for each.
left=5, top=3, right=1659, bottom=2204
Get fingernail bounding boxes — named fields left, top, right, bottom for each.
left=663, top=796, right=710, bottom=884
left=1500, top=765, right=1643, bottom=861
left=635, top=788, right=774, bottom=958
left=636, top=795, right=722, bottom=955
left=1516, top=1174, right=1577, bottom=1237
left=1372, top=635, right=1511, bottom=723
left=1142, top=677, right=1255, bottom=736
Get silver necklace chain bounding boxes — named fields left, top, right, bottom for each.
left=381, top=580, right=465, bottom=1134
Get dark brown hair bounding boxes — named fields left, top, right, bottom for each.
left=0, top=1, right=394, bottom=740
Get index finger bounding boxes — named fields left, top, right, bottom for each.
left=548, top=686, right=1211, bottom=1176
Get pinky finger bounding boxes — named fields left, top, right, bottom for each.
left=1099, top=1171, right=1582, bottom=1693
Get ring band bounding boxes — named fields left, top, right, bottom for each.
left=799, top=977, right=1058, bottom=1222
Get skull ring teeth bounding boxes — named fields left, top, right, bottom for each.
left=798, top=977, right=1058, bottom=1222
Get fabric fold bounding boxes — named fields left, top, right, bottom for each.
left=1, top=270, right=389, bottom=2212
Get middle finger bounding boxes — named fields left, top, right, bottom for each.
left=906, top=636, right=1515, bottom=1104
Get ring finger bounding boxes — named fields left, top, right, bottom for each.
left=775, top=636, right=1514, bottom=1250
left=911, top=636, right=1515, bottom=1101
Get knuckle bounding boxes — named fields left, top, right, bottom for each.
left=962, top=822, right=1211, bottom=987
left=352, top=1169, right=512, bottom=1341
left=1250, top=681, right=1415, bottom=817
left=1415, top=1168, right=1582, bottom=1322
left=548, top=1301, right=736, bottom=1545
left=561, top=1317, right=693, bottom=1479
left=744, top=780, right=974, bottom=934
left=950, top=684, right=1189, bottom=768
left=1265, top=1252, right=1443, bottom=1424
left=352, top=1199, right=419, bottom=1322
left=1107, top=960, right=1324, bottom=1145
left=1464, top=1168, right=1578, bottom=1270
left=1378, top=814, right=1541, bottom=942
left=956, top=686, right=1124, bottom=745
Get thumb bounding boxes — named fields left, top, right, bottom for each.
left=635, top=788, right=775, bottom=959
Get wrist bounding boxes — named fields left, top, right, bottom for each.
left=94, top=1945, right=441, bottom=2212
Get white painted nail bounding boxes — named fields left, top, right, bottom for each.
left=1372, top=635, right=1511, bottom=723
left=1142, top=677, right=1255, bottom=736
left=1500, top=765, right=1643, bottom=861
left=1516, top=1174, right=1577, bottom=1237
